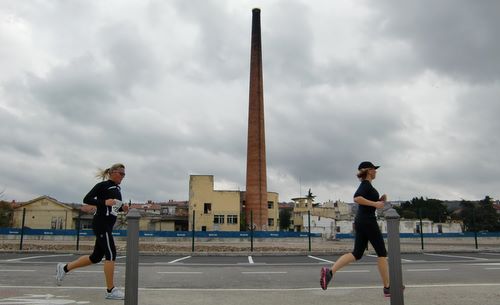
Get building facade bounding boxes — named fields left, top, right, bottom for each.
left=189, top=175, right=279, bottom=231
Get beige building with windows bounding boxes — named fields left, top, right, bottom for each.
left=12, top=196, right=80, bottom=230
left=188, top=175, right=279, bottom=231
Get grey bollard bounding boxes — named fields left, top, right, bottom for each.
left=385, top=208, right=405, bottom=305
left=125, top=208, right=141, bottom=305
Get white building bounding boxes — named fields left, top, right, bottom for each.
left=304, top=215, right=463, bottom=238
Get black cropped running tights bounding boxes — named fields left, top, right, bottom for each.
left=89, top=228, right=117, bottom=263
left=352, top=218, right=387, bottom=260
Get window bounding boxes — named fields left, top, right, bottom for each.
left=336, top=226, right=341, bottom=233
left=201, top=226, right=207, bottom=232
left=204, top=203, right=212, bottom=214
left=81, top=221, right=92, bottom=230
left=416, top=224, right=421, bottom=234
left=268, top=218, right=274, bottom=226
left=214, top=215, right=224, bottom=224
left=51, top=217, right=64, bottom=229
left=227, top=215, right=238, bottom=224
left=268, top=201, right=274, bottom=209
left=437, top=224, right=443, bottom=233
left=51, top=217, right=57, bottom=230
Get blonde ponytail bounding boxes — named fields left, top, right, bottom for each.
left=95, top=163, right=125, bottom=180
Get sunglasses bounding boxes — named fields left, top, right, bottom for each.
left=114, top=171, right=126, bottom=177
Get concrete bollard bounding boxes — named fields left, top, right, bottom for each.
left=385, top=208, right=405, bottom=305
left=125, top=208, right=141, bottom=305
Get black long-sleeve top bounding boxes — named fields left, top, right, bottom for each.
left=83, top=180, right=122, bottom=230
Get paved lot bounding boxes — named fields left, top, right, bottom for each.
left=1, top=252, right=500, bottom=304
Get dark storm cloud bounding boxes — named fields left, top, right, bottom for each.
left=368, top=0, right=500, bottom=82
left=170, top=0, right=249, bottom=82
left=1, top=0, right=499, bottom=203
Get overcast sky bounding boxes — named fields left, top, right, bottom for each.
left=1, top=0, right=500, bottom=204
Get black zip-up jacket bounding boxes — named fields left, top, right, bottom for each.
left=83, top=180, right=122, bottom=231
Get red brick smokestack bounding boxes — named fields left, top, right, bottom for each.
left=245, top=8, right=268, bottom=230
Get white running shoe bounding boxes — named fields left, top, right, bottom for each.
left=105, top=287, right=125, bottom=300
left=55, top=263, right=66, bottom=286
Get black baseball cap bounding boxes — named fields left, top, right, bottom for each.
left=358, top=161, right=380, bottom=170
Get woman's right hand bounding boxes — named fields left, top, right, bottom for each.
left=105, top=199, right=116, bottom=206
left=374, top=201, right=385, bottom=209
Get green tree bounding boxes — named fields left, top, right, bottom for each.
left=279, top=208, right=292, bottom=231
left=0, top=200, right=13, bottom=227
left=395, top=197, right=448, bottom=222
left=240, top=211, right=247, bottom=231
left=461, top=196, right=500, bottom=232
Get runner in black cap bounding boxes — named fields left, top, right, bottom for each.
left=320, top=161, right=393, bottom=297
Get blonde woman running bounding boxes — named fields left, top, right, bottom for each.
left=55, top=163, right=129, bottom=300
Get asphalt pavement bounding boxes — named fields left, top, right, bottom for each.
left=1, top=252, right=500, bottom=304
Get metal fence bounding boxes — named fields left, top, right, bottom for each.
left=1, top=207, right=499, bottom=252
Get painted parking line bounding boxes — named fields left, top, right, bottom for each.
left=241, top=272, right=287, bottom=274
left=2, top=283, right=500, bottom=291
left=168, top=256, right=191, bottom=264
left=1, top=269, right=36, bottom=272
left=365, top=254, right=414, bottom=262
left=485, top=268, right=500, bottom=270
left=308, top=255, right=334, bottom=264
left=480, top=252, right=500, bottom=256
left=74, top=270, right=120, bottom=273
left=5, top=254, right=74, bottom=262
left=248, top=256, right=254, bottom=264
left=158, top=272, right=203, bottom=274
left=406, top=268, right=450, bottom=272
left=423, top=253, right=488, bottom=261
left=337, top=270, right=370, bottom=273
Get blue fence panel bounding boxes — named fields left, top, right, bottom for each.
left=0, top=228, right=498, bottom=238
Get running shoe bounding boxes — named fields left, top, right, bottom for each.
left=55, top=263, right=66, bottom=286
left=320, top=267, right=333, bottom=290
left=105, top=287, right=125, bottom=300
left=383, top=285, right=405, bottom=297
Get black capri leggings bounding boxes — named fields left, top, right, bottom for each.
left=352, top=218, right=387, bottom=260
left=89, top=228, right=117, bottom=263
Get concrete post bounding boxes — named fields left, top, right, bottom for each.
left=385, top=208, right=404, bottom=305
left=125, top=209, right=141, bottom=305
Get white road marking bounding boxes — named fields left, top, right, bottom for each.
left=406, top=268, right=450, bottom=272
left=0, top=270, right=36, bottom=272
left=423, top=253, right=488, bottom=261
left=480, top=252, right=500, bottom=256
left=337, top=270, right=370, bottom=273
left=241, top=272, right=287, bottom=274
left=0, top=293, right=90, bottom=304
left=248, top=256, right=254, bottom=264
left=2, top=283, right=500, bottom=291
left=367, top=254, right=413, bottom=262
left=5, top=254, right=73, bottom=262
left=485, top=268, right=500, bottom=270
left=308, top=255, right=334, bottom=264
left=74, top=270, right=118, bottom=273
left=469, top=263, right=500, bottom=266
left=157, top=272, right=203, bottom=274
left=168, top=256, right=191, bottom=264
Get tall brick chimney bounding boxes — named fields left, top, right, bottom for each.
left=245, top=8, right=268, bottom=230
